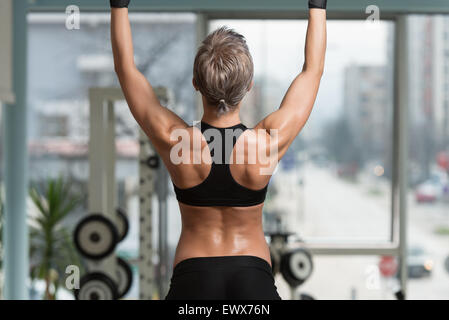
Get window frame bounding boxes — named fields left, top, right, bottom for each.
left=26, top=2, right=412, bottom=294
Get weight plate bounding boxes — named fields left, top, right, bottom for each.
left=116, top=208, right=129, bottom=242
left=289, top=250, right=313, bottom=280
left=146, top=155, right=159, bottom=169
left=74, top=214, right=119, bottom=260
left=75, top=272, right=119, bottom=300
left=116, top=257, right=133, bottom=298
left=280, top=248, right=313, bottom=287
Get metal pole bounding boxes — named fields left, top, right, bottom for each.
left=106, top=100, right=116, bottom=226
left=138, top=129, right=156, bottom=300
left=394, top=15, right=410, bottom=297
left=2, top=0, right=29, bottom=299
left=157, top=165, right=169, bottom=298
left=195, top=14, right=209, bottom=120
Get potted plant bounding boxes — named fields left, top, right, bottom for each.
left=29, top=177, right=84, bottom=300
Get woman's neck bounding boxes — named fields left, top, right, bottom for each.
left=201, top=105, right=242, bottom=128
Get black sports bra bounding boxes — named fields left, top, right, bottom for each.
left=172, top=121, right=269, bottom=207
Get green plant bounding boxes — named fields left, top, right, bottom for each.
left=29, top=177, right=83, bottom=300
left=435, top=225, right=449, bottom=236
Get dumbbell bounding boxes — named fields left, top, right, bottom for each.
left=74, top=209, right=130, bottom=259
left=116, top=257, right=133, bottom=298
left=75, top=257, right=133, bottom=300
left=280, top=248, right=314, bottom=287
left=141, top=155, right=159, bottom=169
left=74, top=214, right=119, bottom=260
left=115, top=208, right=129, bottom=242
left=75, top=272, right=119, bottom=300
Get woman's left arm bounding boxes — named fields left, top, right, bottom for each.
left=110, top=1, right=187, bottom=148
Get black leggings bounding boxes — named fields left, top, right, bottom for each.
left=165, top=255, right=281, bottom=300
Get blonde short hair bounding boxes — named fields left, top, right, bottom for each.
left=193, top=26, right=254, bottom=115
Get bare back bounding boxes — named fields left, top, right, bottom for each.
left=163, top=125, right=277, bottom=268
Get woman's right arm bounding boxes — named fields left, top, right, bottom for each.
left=255, top=0, right=327, bottom=160
left=110, top=0, right=187, bottom=152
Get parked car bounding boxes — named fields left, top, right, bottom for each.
left=394, top=246, right=433, bottom=279
left=336, top=162, right=358, bottom=179
left=415, top=181, right=440, bottom=203
left=407, top=246, right=433, bottom=278
left=414, top=173, right=448, bottom=203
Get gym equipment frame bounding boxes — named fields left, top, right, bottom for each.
left=28, top=0, right=449, bottom=16
left=73, top=87, right=135, bottom=299
left=85, top=87, right=171, bottom=300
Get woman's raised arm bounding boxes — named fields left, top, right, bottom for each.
left=110, top=0, right=187, bottom=149
left=255, top=0, right=327, bottom=161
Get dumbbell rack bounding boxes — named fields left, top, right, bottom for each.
left=73, top=87, right=172, bottom=300
left=73, top=88, right=133, bottom=300
left=138, top=128, right=157, bottom=300
left=139, top=87, right=173, bottom=299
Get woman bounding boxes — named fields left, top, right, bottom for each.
left=110, top=0, right=326, bottom=299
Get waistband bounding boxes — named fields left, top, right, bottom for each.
left=172, top=255, right=273, bottom=277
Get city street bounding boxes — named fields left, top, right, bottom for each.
left=272, top=163, right=449, bottom=300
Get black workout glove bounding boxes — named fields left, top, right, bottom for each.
left=308, top=0, right=327, bottom=9
left=110, top=0, right=130, bottom=8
